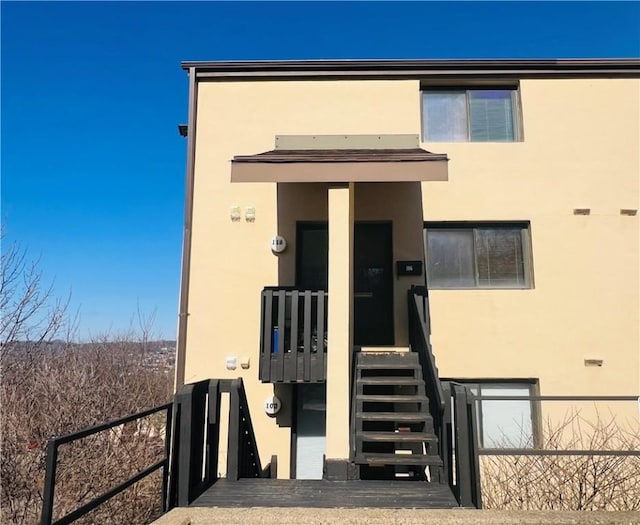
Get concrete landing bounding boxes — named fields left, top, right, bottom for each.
left=152, top=508, right=640, bottom=525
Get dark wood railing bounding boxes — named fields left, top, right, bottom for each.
left=407, top=286, right=447, bottom=474
left=259, top=287, right=327, bottom=383
left=408, top=286, right=482, bottom=508
left=40, top=404, right=173, bottom=525
left=168, top=377, right=275, bottom=507
left=449, top=383, right=483, bottom=508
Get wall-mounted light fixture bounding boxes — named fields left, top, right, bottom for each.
left=245, top=207, right=256, bottom=222
left=230, top=205, right=241, bottom=222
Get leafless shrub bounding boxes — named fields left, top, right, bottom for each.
left=481, top=410, right=640, bottom=510
left=1, top=239, right=174, bottom=524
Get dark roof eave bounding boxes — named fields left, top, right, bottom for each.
left=182, top=58, right=640, bottom=79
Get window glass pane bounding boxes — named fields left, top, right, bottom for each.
left=423, top=92, right=468, bottom=141
left=426, top=230, right=475, bottom=287
left=479, top=384, right=533, bottom=448
left=475, top=228, right=525, bottom=287
left=469, top=90, right=515, bottom=142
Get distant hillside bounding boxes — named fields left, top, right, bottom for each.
left=3, top=340, right=177, bottom=370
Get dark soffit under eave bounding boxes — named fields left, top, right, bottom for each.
left=182, top=58, right=640, bottom=80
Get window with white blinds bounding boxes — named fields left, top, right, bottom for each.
left=422, top=88, right=520, bottom=142
left=425, top=223, right=533, bottom=289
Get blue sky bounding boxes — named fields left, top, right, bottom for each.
left=2, top=2, right=639, bottom=340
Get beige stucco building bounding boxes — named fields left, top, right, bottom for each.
left=174, top=59, right=639, bottom=482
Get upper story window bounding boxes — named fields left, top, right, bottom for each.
left=424, top=222, right=533, bottom=289
left=422, top=88, right=521, bottom=142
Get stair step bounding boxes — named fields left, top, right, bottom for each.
left=355, top=453, right=443, bottom=466
left=357, top=394, right=428, bottom=403
left=357, top=362, right=421, bottom=370
left=357, top=431, right=438, bottom=443
left=356, top=412, right=432, bottom=422
left=357, top=377, right=423, bottom=385
left=357, top=353, right=418, bottom=363
left=360, top=346, right=410, bottom=353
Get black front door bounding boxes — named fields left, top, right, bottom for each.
left=354, top=222, right=394, bottom=346
left=296, top=221, right=394, bottom=346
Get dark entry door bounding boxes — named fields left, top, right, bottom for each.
left=296, top=221, right=394, bottom=346
left=354, top=222, right=394, bottom=346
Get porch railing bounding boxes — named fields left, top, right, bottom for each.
left=168, top=377, right=275, bottom=507
left=259, top=287, right=328, bottom=383
left=407, top=286, right=447, bottom=472
left=40, top=403, right=172, bottom=525
left=408, top=286, right=482, bottom=508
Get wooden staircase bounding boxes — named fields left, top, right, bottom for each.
left=353, top=351, right=442, bottom=480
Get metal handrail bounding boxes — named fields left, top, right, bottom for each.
left=471, top=393, right=640, bottom=456
left=40, top=403, right=173, bottom=525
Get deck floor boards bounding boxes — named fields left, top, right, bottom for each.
left=191, top=479, right=460, bottom=509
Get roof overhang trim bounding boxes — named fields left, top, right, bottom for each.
left=182, top=59, right=640, bottom=80
left=231, top=148, right=449, bottom=183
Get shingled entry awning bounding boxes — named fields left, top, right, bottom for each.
left=231, top=146, right=448, bottom=183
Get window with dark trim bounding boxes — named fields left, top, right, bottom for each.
left=446, top=380, right=540, bottom=449
left=422, top=88, right=522, bottom=142
left=424, top=223, right=533, bottom=289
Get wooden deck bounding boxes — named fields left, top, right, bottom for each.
left=190, top=479, right=460, bottom=509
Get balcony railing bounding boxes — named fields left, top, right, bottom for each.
left=259, top=287, right=327, bottom=383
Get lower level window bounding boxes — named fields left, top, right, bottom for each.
left=451, top=380, right=538, bottom=449
left=425, top=223, right=533, bottom=289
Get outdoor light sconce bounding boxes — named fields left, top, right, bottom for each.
left=245, top=207, right=256, bottom=222
left=226, top=356, right=238, bottom=370
left=230, top=205, right=241, bottom=222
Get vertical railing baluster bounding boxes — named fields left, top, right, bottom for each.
left=260, top=290, right=273, bottom=381
left=286, top=290, right=299, bottom=381
left=453, top=385, right=473, bottom=507
left=303, top=290, right=312, bottom=381
left=161, top=404, right=173, bottom=512
left=176, top=386, right=193, bottom=506
left=276, top=291, right=286, bottom=381
left=468, top=390, right=482, bottom=508
left=314, top=291, right=325, bottom=381
left=40, top=440, right=58, bottom=525
left=205, top=380, right=220, bottom=486
left=227, top=382, right=240, bottom=481
left=441, top=382, right=453, bottom=488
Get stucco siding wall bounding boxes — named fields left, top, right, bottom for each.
left=422, top=79, right=639, bottom=397
left=184, top=77, right=639, bottom=474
